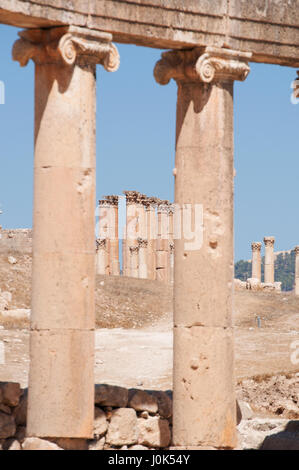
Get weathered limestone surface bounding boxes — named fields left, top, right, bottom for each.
left=155, top=46, right=251, bottom=448
left=1, top=1, right=299, bottom=66
left=12, top=25, right=119, bottom=439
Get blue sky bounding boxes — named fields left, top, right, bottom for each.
left=0, top=24, right=298, bottom=261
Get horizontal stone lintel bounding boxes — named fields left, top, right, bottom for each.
left=1, top=1, right=299, bottom=66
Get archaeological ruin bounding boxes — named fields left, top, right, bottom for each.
left=1, top=0, right=299, bottom=451
left=96, top=192, right=174, bottom=284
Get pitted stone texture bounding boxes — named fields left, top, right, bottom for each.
left=137, top=416, right=171, bottom=448
left=173, top=326, right=236, bottom=449
left=128, top=389, right=158, bottom=414
left=27, top=330, right=94, bottom=439
left=95, top=384, right=128, bottom=408
left=106, top=408, right=138, bottom=446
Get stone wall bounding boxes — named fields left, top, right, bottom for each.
left=0, top=382, right=172, bottom=450
left=0, top=229, right=32, bottom=254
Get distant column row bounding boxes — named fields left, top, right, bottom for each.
left=251, top=238, right=299, bottom=294
left=251, top=237, right=275, bottom=283
left=96, top=191, right=174, bottom=283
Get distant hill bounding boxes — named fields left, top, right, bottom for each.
left=235, top=250, right=295, bottom=291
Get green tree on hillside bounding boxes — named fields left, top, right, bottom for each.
left=234, top=250, right=295, bottom=291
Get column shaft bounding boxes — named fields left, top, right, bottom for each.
left=264, top=237, right=275, bottom=283
left=13, top=26, right=119, bottom=439
left=251, top=242, right=262, bottom=281
left=146, top=202, right=157, bottom=280
left=154, top=46, right=251, bottom=449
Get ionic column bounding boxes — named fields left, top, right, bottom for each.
left=144, top=197, right=158, bottom=280
left=155, top=46, right=251, bottom=449
left=96, top=238, right=107, bottom=275
left=138, top=238, right=148, bottom=279
left=13, top=26, right=119, bottom=439
left=251, top=242, right=262, bottom=281
left=129, top=245, right=139, bottom=278
left=294, top=246, right=299, bottom=295
left=156, top=201, right=170, bottom=283
left=264, top=236, right=275, bottom=283
left=104, top=195, right=120, bottom=276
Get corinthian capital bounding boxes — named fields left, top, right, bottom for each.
left=251, top=242, right=262, bottom=252
left=12, top=26, right=119, bottom=71
left=154, top=47, right=251, bottom=85
left=264, top=236, right=275, bottom=247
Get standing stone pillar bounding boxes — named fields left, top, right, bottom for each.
left=138, top=238, right=148, bottom=279
left=129, top=246, right=139, bottom=278
left=168, top=205, right=174, bottom=284
left=123, top=191, right=139, bottom=277
left=264, top=236, right=275, bottom=284
left=96, top=239, right=107, bottom=275
left=251, top=242, right=262, bottom=281
left=155, top=47, right=251, bottom=449
left=104, top=195, right=120, bottom=276
left=98, top=199, right=111, bottom=275
left=144, top=197, right=158, bottom=280
left=294, top=246, right=299, bottom=295
left=156, top=201, right=170, bottom=283
left=13, top=26, right=119, bottom=438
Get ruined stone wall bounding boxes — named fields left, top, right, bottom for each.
left=0, top=382, right=172, bottom=450
left=0, top=229, right=32, bottom=254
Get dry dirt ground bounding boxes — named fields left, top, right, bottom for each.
left=0, top=253, right=298, bottom=423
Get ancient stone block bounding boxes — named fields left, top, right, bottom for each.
left=106, top=408, right=138, bottom=446
left=95, top=384, right=128, bottom=408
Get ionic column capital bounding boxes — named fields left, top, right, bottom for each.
left=12, top=26, right=120, bottom=71
left=251, top=242, right=262, bottom=252
left=154, top=47, right=252, bottom=86
left=264, top=236, right=275, bottom=247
